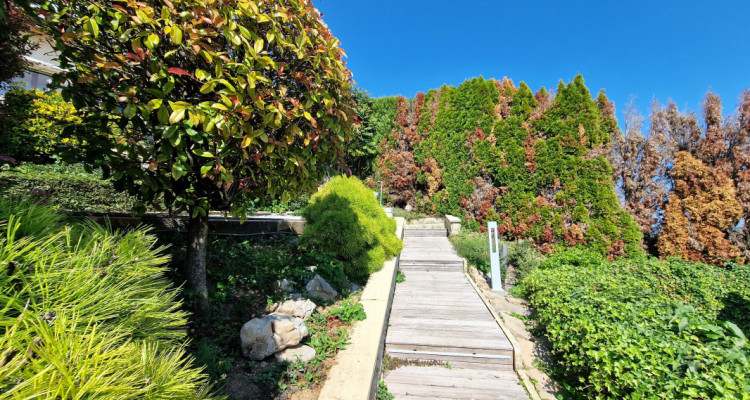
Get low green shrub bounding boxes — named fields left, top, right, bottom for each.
left=300, top=176, right=402, bottom=284
left=328, top=301, right=366, bottom=324
left=450, top=231, right=490, bottom=273
left=450, top=232, right=544, bottom=282
left=508, top=241, right=544, bottom=282
left=0, top=199, right=216, bottom=399
left=0, top=162, right=134, bottom=212
left=523, top=249, right=750, bottom=399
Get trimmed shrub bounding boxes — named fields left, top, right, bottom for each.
left=300, top=176, right=402, bottom=283
left=522, top=249, right=750, bottom=399
left=0, top=162, right=134, bottom=212
left=0, top=199, right=216, bottom=399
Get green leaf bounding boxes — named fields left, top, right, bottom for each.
left=171, top=164, right=184, bottom=180
left=145, top=33, right=160, bottom=49
left=254, top=39, right=264, bottom=55
left=146, top=99, right=163, bottom=111
left=200, top=81, right=218, bottom=94
left=193, top=149, right=214, bottom=158
left=86, top=18, right=99, bottom=38
left=169, top=109, right=186, bottom=124
left=123, top=103, right=136, bottom=118
left=157, top=106, right=169, bottom=124
left=195, top=69, right=209, bottom=81
left=170, top=26, right=182, bottom=45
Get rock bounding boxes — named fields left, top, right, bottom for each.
left=404, top=204, right=413, bottom=213
left=274, top=344, right=316, bottom=363
left=240, top=313, right=308, bottom=360
left=272, top=296, right=316, bottom=319
left=305, top=274, right=337, bottom=301
left=273, top=279, right=294, bottom=294
left=350, top=283, right=361, bottom=293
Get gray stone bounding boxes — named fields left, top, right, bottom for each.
left=350, top=283, right=361, bottom=293
left=271, top=296, right=316, bottom=320
left=274, top=344, right=317, bottom=363
left=445, top=214, right=462, bottom=236
left=404, top=204, right=413, bottom=213
left=240, top=313, right=308, bottom=360
left=273, top=279, right=294, bottom=294
left=305, top=274, right=337, bottom=301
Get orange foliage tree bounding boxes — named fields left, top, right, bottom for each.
left=657, top=152, right=743, bottom=265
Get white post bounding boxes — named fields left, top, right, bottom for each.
left=487, top=221, right=503, bottom=292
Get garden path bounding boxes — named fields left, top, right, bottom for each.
left=384, top=228, right=529, bottom=399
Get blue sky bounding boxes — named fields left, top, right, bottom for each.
left=315, top=0, right=750, bottom=126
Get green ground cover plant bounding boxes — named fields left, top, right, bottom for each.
left=521, top=249, right=750, bottom=399
left=300, top=176, right=402, bottom=284
left=0, top=199, right=216, bottom=399
left=159, top=232, right=364, bottom=398
left=0, top=162, right=134, bottom=212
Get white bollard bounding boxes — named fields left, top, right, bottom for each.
left=487, top=221, right=504, bottom=292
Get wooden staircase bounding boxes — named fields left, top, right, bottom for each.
left=384, top=225, right=527, bottom=399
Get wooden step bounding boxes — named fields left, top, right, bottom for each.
left=386, top=345, right=513, bottom=365
left=404, top=229, right=448, bottom=237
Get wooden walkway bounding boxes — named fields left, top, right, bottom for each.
left=384, top=228, right=528, bottom=399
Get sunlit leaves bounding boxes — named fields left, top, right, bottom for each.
left=38, top=0, right=357, bottom=219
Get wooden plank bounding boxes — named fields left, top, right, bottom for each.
left=386, top=381, right=528, bottom=400
left=386, top=350, right=513, bottom=365
left=385, top=365, right=517, bottom=380
left=387, top=370, right=521, bottom=390
left=385, top=333, right=512, bottom=350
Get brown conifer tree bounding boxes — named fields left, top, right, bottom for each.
left=658, top=152, right=743, bottom=265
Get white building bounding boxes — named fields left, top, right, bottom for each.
left=3, top=36, right=63, bottom=94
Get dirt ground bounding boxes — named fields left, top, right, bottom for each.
left=468, top=266, right=559, bottom=400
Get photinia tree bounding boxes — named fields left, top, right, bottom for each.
left=35, top=0, right=357, bottom=318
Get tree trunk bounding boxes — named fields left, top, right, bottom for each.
left=187, top=214, right=210, bottom=319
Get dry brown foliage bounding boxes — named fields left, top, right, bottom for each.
left=377, top=95, right=424, bottom=206
left=657, top=152, right=743, bottom=265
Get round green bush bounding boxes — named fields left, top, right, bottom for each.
left=300, top=176, right=402, bottom=284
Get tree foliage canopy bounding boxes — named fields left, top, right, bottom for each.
left=36, top=0, right=357, bottom=217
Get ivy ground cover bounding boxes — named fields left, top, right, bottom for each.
left=521, top=249, right=750, bottom=399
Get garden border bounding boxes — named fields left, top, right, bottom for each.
left=464, top=259, right=542, bottom=400
left=318, top=217, right=405, bottom=400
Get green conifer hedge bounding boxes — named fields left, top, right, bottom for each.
left=374, top=75, right=643, bottom=258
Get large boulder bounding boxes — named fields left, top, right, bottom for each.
left=305, top=274, right=337, bottom=301
left=274, top=344, right=317, bottom=363
left=271, top=294, right=316, bottom=320
left=240, top=313, right=308, bottom=360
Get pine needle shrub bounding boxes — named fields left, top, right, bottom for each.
left=0, top=200, right=218, bottom=399
left=300, top=176, right=402, bottom=284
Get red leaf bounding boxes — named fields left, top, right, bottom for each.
left=168, top=67, right=191, bottom=77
